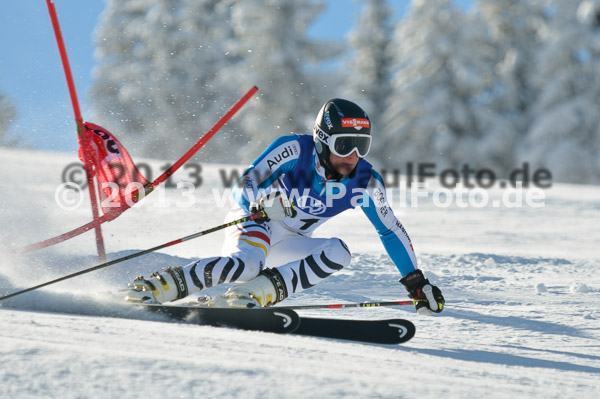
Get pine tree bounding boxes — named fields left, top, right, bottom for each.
left=523, top=0, right=600, bottom=183
left=91, top=0, right=233, bottom=160
left=345, top=0, right=394, bottom=138
left=476, top=0, right=548, bottom=121
left=217, top=0, right=341, bottom=161
left=91, top=0, right=153, bottom=142
left=90, top=0, right=337, bottom=163
left=381, top=0, right=503, bottom=172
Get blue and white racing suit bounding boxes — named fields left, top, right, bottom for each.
left=179, top=134, right=417, bottom=298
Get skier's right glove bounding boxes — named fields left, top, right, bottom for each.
left=400, top=269, right=445, bottom=315
left=249, top=191, right=295, bottom=223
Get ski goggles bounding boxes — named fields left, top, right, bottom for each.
left=316, top=127, right=372, bottom=158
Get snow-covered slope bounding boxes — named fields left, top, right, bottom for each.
left=1, top=147, right=599, bottom=398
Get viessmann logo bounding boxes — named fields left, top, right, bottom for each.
left=341, top=118, right=370, bottom=129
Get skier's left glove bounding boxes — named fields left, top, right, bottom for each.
left=400, top=269, right=444, bottom=315
left=249, top=191, right=295, bottom=223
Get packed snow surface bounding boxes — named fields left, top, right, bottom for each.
left=1, top=148, right=599, bottom=398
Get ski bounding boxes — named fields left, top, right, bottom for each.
left=137, top=303, right=415, bottom=344
left=139, top=303, right=300, bottom=334
left=292, top=317, right=415, bottom=344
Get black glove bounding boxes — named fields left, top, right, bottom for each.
left=400, top=269, right=444, bottom=315
left=249, top=202, right=269, bottom=224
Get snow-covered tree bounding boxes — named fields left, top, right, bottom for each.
left=523, top=0, right=600, bottom=183
left=344, top=0, right=394, bottom=134
left=91, top=0, right=234, bottom=160
left=380, top=0, right=509, bottom=172
left=217, top=0, right=341, bottom=160
left=0, top=89, right=17, bottom=147
left=91, top=0, right=338, bottom=162
left=476, top=0, right=548, bottom=124
left=91, top=0, right=153, bottom=146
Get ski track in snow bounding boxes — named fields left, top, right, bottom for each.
left=1, top=148, right=599, bottom=398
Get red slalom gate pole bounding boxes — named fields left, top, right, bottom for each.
left=46, top=0, right=106, bottom=261
left=46, top=0, right=81, bottom=122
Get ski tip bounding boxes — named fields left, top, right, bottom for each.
left=294, top=317, right=416, bottom=345
left=386, top=319, right=416, bottom=344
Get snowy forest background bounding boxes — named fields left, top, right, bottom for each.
left=1, top=0, right=600, bottom=184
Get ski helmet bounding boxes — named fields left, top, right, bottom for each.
left=313, top=98, right=371, bottom=179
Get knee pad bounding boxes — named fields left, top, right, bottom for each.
left=320, top=238, right=352, bottom=269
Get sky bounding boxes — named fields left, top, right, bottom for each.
left=0, top=1, right=417, bottom=153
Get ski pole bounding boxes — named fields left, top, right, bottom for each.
left=0, top=213, right=263, bottom=302
left=280, top=301, right=413, bottom=310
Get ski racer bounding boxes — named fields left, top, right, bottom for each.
left=125, top=98, right=445, bottom=314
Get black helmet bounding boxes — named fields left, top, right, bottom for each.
left=313, top=98, right=371, bottom=179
